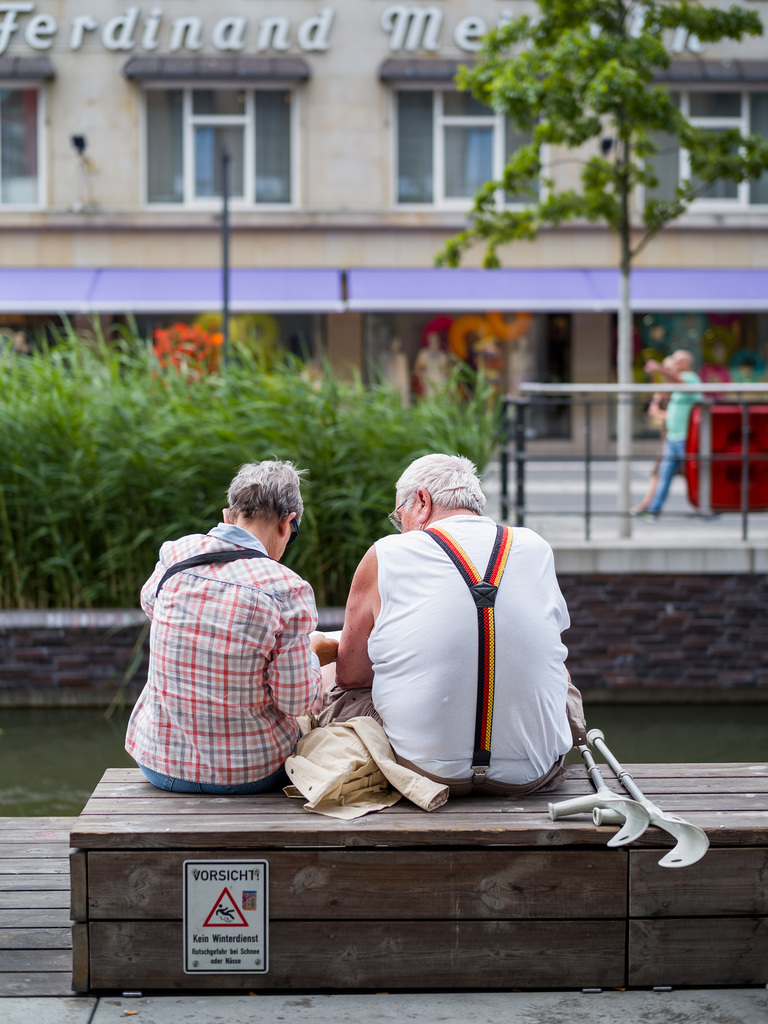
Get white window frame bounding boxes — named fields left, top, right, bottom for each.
left=647, top=88, right=768, bottom=212
left=0, top=82, right=45, bottom=210
left=682, top=88, right=750, bottom=209
left=393, top=86, right=536, bottom=210
left=141, top=82, right=297, bottom=210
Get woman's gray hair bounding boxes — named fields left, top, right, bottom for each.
left=396, top=454, right=486, bottom=515
left=227, top=460, right=305, bottom=524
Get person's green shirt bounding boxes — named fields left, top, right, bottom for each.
left=665, top=370, right=702, bottom=442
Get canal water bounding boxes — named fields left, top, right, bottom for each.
left=0, top=703, right=766, bottom=817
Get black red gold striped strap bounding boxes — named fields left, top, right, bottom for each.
left=426, top=525, right=513, bottom=777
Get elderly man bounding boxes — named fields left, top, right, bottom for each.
left=643, top=349, right=702, bottom=517
left=126, top=460, right=337, bottom=794
left=330, top=453, right=584, bottom=796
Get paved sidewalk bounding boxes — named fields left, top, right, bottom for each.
left=482, top=457, right=768, bottom=546
left=4, top=991, right=768, bottom=1024
left=4, top=990, right=768, bottom=1024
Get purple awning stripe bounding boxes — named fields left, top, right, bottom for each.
left=0, top=267, right=766, bottom=314
left=346, top=267, right=768, bottom=312
left=0, top=268, right=96, bottom=313
left=0, top=268, right=345, bottom=313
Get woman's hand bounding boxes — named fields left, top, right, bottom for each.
left=310, top=632, right=339, bottom=667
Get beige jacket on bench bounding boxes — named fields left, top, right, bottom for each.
left=284, top=715, right=449, bottom=820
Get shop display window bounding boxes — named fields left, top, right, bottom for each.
left=646, top=90, right=768, bottom=207
left=363, top=311, right=571, bottom=439
left=145, top=87, right=292, bottom=206
left=0, top=88, right=40, bottom=206
left=396, top=89, right=536, bottom=207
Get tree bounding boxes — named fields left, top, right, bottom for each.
left=437, top=0, right=768, bottom=535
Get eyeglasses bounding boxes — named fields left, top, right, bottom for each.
left=286, top=516, right=300, bottom=548
left=387, top=493, right=413, bottom=533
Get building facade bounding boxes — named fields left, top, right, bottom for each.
left=1, top=0, right=768, bottom=443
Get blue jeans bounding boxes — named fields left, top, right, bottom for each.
left=647, top=437, right=686, bottom=514
left=138, top=762, right=289, bottom=794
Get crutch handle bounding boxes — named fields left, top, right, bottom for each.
left=593, top=807, right=625, bottom=826
left=549, top=794, right=598, bottom=820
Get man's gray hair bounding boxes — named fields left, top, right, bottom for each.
left=227, top=460, right=305, bottom=524
left=396, top=454, right=486, bottom=515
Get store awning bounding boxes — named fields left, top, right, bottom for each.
left=1, top=267, right=765, bottom=316
left=379, top=59, right=468, bottom=82
left=0, top=268, right=345, bottom=314
left=345, top=267, right=768, bottom=313
left=123, top=56, right=310, bottom=83
left=0, top=56, right=55, bottom=80
left=655, top=58, right=768, bottom=83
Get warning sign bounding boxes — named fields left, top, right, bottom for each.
left=202, top=887, right=250, bottom=928
left=183, top=860, right=268, bottom=974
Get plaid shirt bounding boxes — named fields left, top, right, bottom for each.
left=126, top=524, right=321, bottom=785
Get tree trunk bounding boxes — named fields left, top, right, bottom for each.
left=616, top=263, right=633, bottom=538
left=616, top=132, right=633, bottom=538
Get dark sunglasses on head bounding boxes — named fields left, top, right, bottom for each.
left=286, top=516, right=300, bottom=548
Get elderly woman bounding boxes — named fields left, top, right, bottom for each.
left=126, top=460, right=337, bottom=794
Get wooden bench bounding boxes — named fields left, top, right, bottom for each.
left=70, top=763, right=768, bottom=992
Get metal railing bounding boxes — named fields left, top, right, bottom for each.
left=500, top=382, right=768, bottom=541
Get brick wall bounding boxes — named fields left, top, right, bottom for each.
left=0, top=579, right=765, bottom=705
left=0, top=611, right=150, bottom=704
left=0, top=608, right=345, bottom=705
left=558, top=574, right=768, bottom=691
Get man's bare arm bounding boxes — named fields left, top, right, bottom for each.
left=335, top=545, right=380, bottom=690
left=645, top=358, right=683, bottom=383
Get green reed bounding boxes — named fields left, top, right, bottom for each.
left=0, top=333, right=500, bottom=609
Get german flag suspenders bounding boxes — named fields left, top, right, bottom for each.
left=426, top=524, right=513, bottom=783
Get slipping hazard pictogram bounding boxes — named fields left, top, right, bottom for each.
left=202, top=887, right=250, bottom=927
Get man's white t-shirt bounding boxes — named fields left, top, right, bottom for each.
left=369, top=516, right=572, bottom=784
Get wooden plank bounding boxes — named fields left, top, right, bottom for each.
left=0, top=875, right=70, bottom=892
left=630, top=847, right=768, bottom=917
left=70, top=850, right=87, bottom=922
left=96, top=764, right=768, bottom=783
left=88, top=919, right=627, bottom=991
left=0, top=890, right=71, bottom=909
left=0, top=926, right=70, bottom=949
left=591, top=764, right=768, bottom=779
left=77, top=774, right=768, bottom=805
left=0, top=843, right=72, bottom=859
left=82, top=764, right=768, bottom=806
left=0, top=907, right=72, bottom=928
left=85, top=848, right=627, bottom=921
left=87, top=773, right=768, bottom=798
left=69, top=811, right=768, bottom=850
left=0, top=818, right=76, bottom=840
left=0, top=858, right=69, bottom=875
left=0, top=971, right=77, bottom=997
left=74, top=792, right=768, bottom=818
left=72, top=921, right=89, bottom=994
left=629, top=918, right=768, bottom=986
left=0, top=949, right=72, bottom=972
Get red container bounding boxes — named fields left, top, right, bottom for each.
left=686, top=404, right=768, bottom=510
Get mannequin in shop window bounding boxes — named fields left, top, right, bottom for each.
left=413, top=332, right=450, bottom=398
left=382, top=335, right=410, bottom=406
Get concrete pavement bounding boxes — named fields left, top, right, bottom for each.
left=4, top=990, right=768, bottom=1024
left=482, top=455, right=768, bottom=545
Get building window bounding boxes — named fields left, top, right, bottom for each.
left=396, top=89, right=536, bottom=207
left=648, top=90, right=768, bottom=207
left=145, top=87, right=292, bottom=205
left=0, top=88, right=40, bottom=205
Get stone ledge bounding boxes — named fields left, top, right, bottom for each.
left=552, top=542, right=768, bottom=574
left=0, top=608, right=347, bottom=630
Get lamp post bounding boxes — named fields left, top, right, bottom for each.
left=220, top=146, right=230, bottom=366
